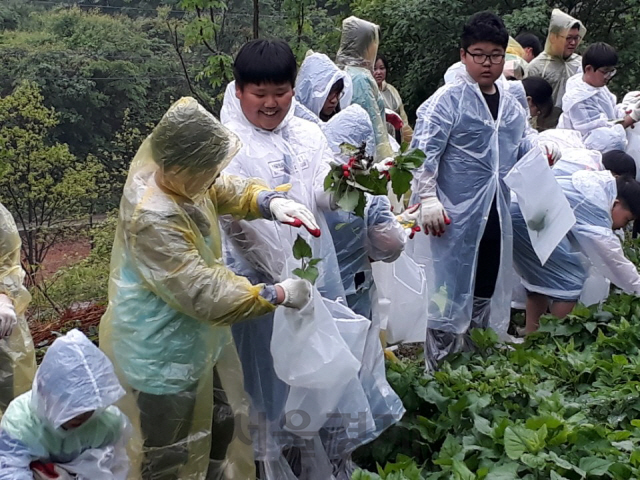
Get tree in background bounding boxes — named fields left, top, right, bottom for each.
left=353, top=0, right=640, bottom=122
left=0, top=81, right=101, bottom=292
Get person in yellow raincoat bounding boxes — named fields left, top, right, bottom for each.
left=526, top=9, right=586, bottom=129
left=0, top=203, right=36, bottom=421
left=99, top=97, right=317, bottom=480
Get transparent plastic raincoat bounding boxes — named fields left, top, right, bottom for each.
left=0, top=329, right=129, bottom=479
left=323, top=105, right=406, bottom=317
left=504, top=37, right=529, bottom=80
left=407, top=67, right=533, bottom=365
left=558, top=74, right=628, bottom=152
left=220, top=82, right=348, bottom=478
left=552, top=147, right=604, bottom=177
left=99, top=97, right=278, bottom=479
left=336, top=16, right=394, bottom=161
left=513, top=170, right=640, bottom=300
left=526, top=9, right=586, bottom=108
left=0, top=203, right=35, bottom=420
left=295, top=51, right=353, bottom=121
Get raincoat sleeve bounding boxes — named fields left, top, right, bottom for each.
left=210, top=173, right=273, bottom=220
left=410, top=90, right=457, bottom=198
left=0, top=431, right=33, bottom=480
left=351, top=73, right=395, bottom=160
left=130, top=206, right=276, bottom=326
left=572, top=224, right=640, bottom=293
left=365, top=195, right=405, bottom=262
left=565, top=98, right=612, bottom=134
left=0, top=205, right=30, bottom=312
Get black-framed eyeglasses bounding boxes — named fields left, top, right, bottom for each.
left=327, top=90, right=346, bottom=102
left=464, top=49, right=505, bottom=65
left=598, top=67, right=617, bottom=79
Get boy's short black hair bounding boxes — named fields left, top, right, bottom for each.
left=233, top=39, right=297, bottom=89
left=515, top=32, right=542, bottom=57
left=521, top=76, right=553, bottom=116
left=570, top=22, right=581, bottom=30
left=375, top=54, right=389, bottom=70
left=603, top=150, right=637, bottom=178
left=582, top=42, right=618, bottom=71
left=461, top=12, right=509, bottom=51
left=616, top=175, right=640, bottom=218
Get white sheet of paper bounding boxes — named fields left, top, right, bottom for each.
left=505, top=149, right=576, bottom=266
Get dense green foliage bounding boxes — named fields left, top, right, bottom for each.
left=353, top=241, right=640, bottom=479
left=353, top=0, right=640, bottom=121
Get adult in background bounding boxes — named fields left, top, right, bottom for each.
left=526, top=9, right=586, bottom=129
left=373, top=54, right=413, bottom=144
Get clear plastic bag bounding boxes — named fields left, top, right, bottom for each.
left=271, top=289, right=360, bottom=390
left=504, top=148, right=576, bottom=266
left=371, top=252, right=429, bottom=344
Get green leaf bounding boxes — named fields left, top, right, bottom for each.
left=520, top=453, right=546, bottom=469
left=504, top=427, right=527, bottom=460
left=308, top=258, right=322, bottom=267
left=578, top=457, right=613, bottom=476
left=336, top=188, right=362, bottom=214
left=292, top=234, right=313, bottom=260
left=339, top=142, right=358, bottom=156
left=473, top=415, right=493, bottom=437
left=389, top=167, right=413, bottom=196
left=292, top=266, right=319, bottom=284
left=451, top=459, right=476, bottom=480
left=550, top=472, right=570, bottom=480
left=486, top=463, right=519, bottom=480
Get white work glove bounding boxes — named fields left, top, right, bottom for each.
left=622, top=91, right=640, bottom=109
left=270, top=198, right=321, bottom=237
left=373, top=157, right=395, bottom=173
left=31, top=462, right=75, bottom=480
left=276, top=278, right=312, bottom=309
left=420, top=197, right=450, bottom=236
left=630, top=100, right=640, bottom=122
left=539, top=141, right=561, bottom=166
left=396, top=203, right=421, bottom=239
left=0, top=294, right=16, bottom=339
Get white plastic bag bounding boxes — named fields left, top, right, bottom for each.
left=505, top=148, right=576, bottom=265
left=371, top=252, right=428, bottom=344
left=625, top=126, right=640, bottom=181
left=271, top=288, right=360, bottom=389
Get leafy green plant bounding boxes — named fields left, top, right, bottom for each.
left=291, top=234, right=321, bottom=284
left=324, top=142, right=424, bottom=217
left=354, top=287, right=640, bottom=479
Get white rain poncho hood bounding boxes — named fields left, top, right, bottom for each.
left=335, top=16, right=380, bottom=69
left=552, top=147, right=604, bottom=177
left=150, top=97, right=241, bottom=202
left=324, top=104, right=376, bottom=157
left=295, top=51, right=353, bottom=118
left=526, top=9, right=586, bottom=108
left=32, top=329, right=124, bottom=430
left=558, top=74, right=627, bottom=153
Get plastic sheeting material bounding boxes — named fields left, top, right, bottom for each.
left=296, top=52, right=353, bottom=120
left=505, top=148, right=576, bottom=265
left=513, top=171, right=640, bottom=300
left=336, top=16, right=393, bottom=161
left=526, top=9, right=586, bottom=108
left=408, top=65, right=531, bottom=341
left=0, top=329, right=129, bottom=479
left=100, top=97, right=276, bottom=479
left=323, top=104, right=405, bottom=317
left=371, top=252, right=428, bottom=344
left=0, top=203, right=36, bottom=421
left=559, top=74, right=627, bottom=152
left=552, top=147, right=603, bottom=177
left=627, top=126, right=640, bottom=181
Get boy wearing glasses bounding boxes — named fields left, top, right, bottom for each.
left=409, top=12, right=534, bottom=370
left=526, top=9, right=586, bottom=128
left=559, top=42, right=640, bottom=153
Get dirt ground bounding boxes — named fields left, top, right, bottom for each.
left=38, top=237, right=91, bottom=278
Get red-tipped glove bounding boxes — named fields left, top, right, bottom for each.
left=270, top=198, right=321, bottom=237
left=385, top=110, right=404, bottom=131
